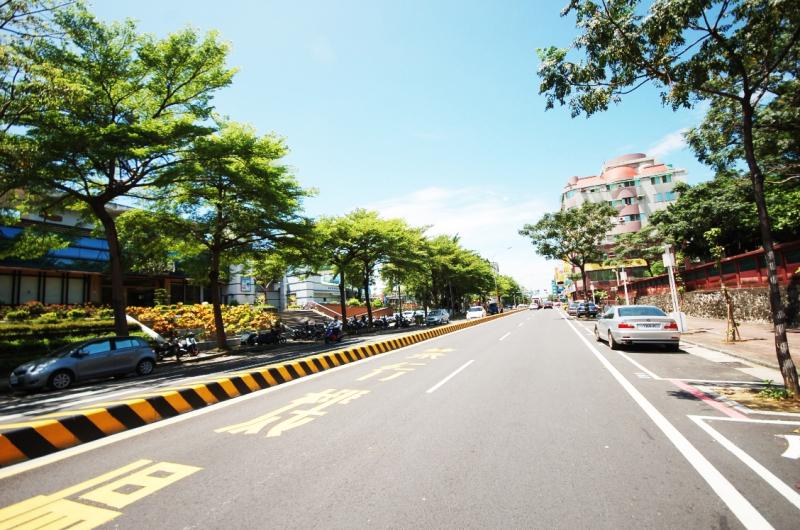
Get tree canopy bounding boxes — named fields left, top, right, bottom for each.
left=520, top=201, right=615, bottom=299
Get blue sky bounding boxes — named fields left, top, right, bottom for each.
left=92, top=0, right=713, bottom=293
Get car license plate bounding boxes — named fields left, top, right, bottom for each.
left=638, top=323, right=661, bottom=329
left=9, top=373, right=18, bottom=384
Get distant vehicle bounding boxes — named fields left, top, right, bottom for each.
left=425, top=309, right=450, bottom=325
left=594, top=305, right=681, bottom=351
left=9, top=337, right=157, bottom=391
left=466, top=306, right=486, bottom=320
left=567, top=302, right=580, bottom=316
left=577, top=302, right=598, bottom=318
left=529, top=302, right=539, bottom=310
left=487, top=302, right=501, bottom=315
left=402, top=310, right=416, bottom=322
left=543, top=301, right=554, bottom=309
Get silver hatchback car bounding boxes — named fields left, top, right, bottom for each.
left=9, top=336, right=157, bottom=391
left=594, top=305, right=681, bottom=351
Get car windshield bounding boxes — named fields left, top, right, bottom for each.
left=468, top=307, right=482, bottom=312
left=429, top=310, right=442, bottom=315
left=48, top=343, right=79, bottom=357
left=618, top=306, right=667, bottom=317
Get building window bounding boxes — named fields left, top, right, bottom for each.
left=623, top=197, right=635, bottom=205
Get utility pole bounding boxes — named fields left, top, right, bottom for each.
left=663, top=244, right=685, bottom=331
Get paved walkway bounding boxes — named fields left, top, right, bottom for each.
left=682, top=315, right=800, bottom=370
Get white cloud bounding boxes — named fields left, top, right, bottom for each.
left=368, top=186, right=559, bottom=293
left=648, top=128, right=688, bottom=159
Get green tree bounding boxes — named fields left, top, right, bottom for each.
left=0, top=7, right=235, bottom=335
left=613, top=225, right=665, bottom=276
left=154, top=121, right=309, bottom=349
left=313, top=212, right=368, bottom=323
left=352, top=215, right=425, bottom=324
left=0, top=0, right=69, bottom=131
left=520, top=202, right=615, bottom=300
left=537, top=0, right=800, bottom=396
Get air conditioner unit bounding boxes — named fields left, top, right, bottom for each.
left=618, top=217, right=626, bottom=223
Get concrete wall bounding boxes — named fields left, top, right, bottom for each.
left=637, top=283, right=800, bottom=326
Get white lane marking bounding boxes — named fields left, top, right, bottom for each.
left=426, top=360, right=474, bottom=394
left=499, top=332, right=511, bottom=341
left=561, top=315, right=772, bottom=529
left=614, top=350, right=662, bottom=380
left=518, top=322, right=524, bottom=327
left=690, top=415, right=800, bottom=511
left=0, top=322, right=491, bottom=480
left=776, top=435, right=800, bottom=459
left=635, top=372, right=651, bottom=379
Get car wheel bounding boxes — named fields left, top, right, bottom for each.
left=136, top=358, right=155, bottom=376
left=608, top=331, right=621, bottom=350
left=594, top=326, right=602, bottom=342
left=49, top=370, right=73, bottom=390
left=665, top=343, right=681, bottom=352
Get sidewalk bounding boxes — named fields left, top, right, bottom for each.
left=682, top=315, right=800, bottom=370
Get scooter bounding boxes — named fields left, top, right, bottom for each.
left=324, top=324, right=343, bottom=344
left=175, top=333, right=199, bottom=359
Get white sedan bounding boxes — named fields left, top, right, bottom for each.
left=594, top=305, right=680, bottom=351
left=466, top=306, right=486, bottom=319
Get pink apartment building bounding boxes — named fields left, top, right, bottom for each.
left=558, top=152, right=687, bottom=298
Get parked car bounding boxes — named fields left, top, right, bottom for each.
left=577, top=302, right=598, bottom=318
left=487, top=302, right=501, bottom=315
left=594, top=305, right=681, bottom=351
left=543, top=301, right=554, bottom=309
left=402, top=310, right=416, bottom=322
left=9, top=336, right=157, bottom=391
left=567, top=302, right=580, bottom=316
left=425, top=309, right=450, bottom=325
left=466, top=306, right=486, bottom=320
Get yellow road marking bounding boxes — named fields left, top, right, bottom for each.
left=80, top=461, right=201, bottom=509
left=0, top=459, right=201, bottom=530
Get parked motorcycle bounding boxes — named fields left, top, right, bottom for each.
left=324, top=322, right=344, bottom=344
left=241, top=328, right=287, bottom=346
left=176, top=332, right=199, bottom=359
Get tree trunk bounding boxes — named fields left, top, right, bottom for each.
left=363, top=263, right=373, bottom=325
left=93, top=204, right=128, bottom=336
left=741, top=101, right=800, bottom=397
left=337, top=267, right=347, bottom=322
left=209, top=250, right=227, bottom=350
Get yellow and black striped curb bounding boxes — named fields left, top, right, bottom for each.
left=0, top=310, right=520, bottom=467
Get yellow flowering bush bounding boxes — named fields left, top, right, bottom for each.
left=127, top=304, right=277, bottom=337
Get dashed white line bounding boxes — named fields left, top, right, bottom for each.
left=518, top=322, right=524, bottom=327
left=499, top=332, right=511, bottom=341
left=426, top=360, right=475, bottom=394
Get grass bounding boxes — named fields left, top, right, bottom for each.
left=714, top=383, right=800, bottom=413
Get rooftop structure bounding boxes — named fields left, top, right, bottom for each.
left=561, top=152, right=687, bottom=237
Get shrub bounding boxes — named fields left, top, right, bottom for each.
left=96, top=308, right=114, bottom=319
left=346, top=297, right=362, bottom=307
left=66, top=308, right=88, bottom=319
left=38, top=312, right=60, bottom=323
left=371, top=298, right=383, bottom=308
left=6, top=309, right=30, bottom=321
left=23, top=301, right=46, bottom=316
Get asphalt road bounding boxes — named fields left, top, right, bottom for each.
left=1, top=309, right=798, bottom=529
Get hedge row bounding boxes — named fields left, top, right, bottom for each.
left=0, top=320, right=141, bottom=341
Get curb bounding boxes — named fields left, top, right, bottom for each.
left=680, top=338, right=780, bottom=370
left=0, top=310, right=519, bottom=467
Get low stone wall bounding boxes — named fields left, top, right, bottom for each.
left=637, top=283, right=800, bottom=326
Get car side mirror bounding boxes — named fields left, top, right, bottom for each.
left=73, top=350, right=87, bottom=358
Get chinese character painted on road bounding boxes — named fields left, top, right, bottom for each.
left=407, top=347, right=453, bottom=360
left=357, top=362, right=426, bottom=382
left=215, top=389, right=369, bottom=438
